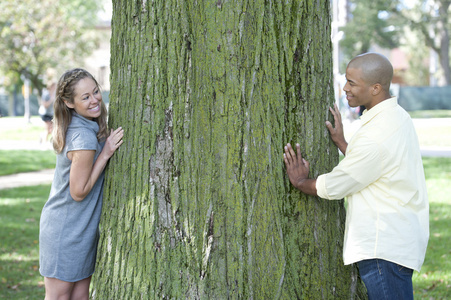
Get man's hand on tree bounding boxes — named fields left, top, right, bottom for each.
left=283, top=143, right=310, bottom=190
left=325, top=103, right=348, bottom=154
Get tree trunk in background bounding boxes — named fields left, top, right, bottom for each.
left=437, top=0, right=451, bottom=85
left=92, top=1, right=366, bottom=299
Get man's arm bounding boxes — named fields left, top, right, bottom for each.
left=283, top=143, right=317, bottom=196
left=284, top=104, right=347, bottom=195
left=325, top=103, right=348, bottom=154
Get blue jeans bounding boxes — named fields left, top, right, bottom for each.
left=358, top=259, right=414, bottom=300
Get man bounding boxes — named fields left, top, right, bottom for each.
left=284, top=53, right=429, bottom=299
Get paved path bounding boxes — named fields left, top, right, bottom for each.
left=420, top=146, right=451, bottom=157
left=0, top=140, right=53, bottom=151
left=0, top=169, right=54, bottom=190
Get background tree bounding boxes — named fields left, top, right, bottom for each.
left=340, top=0, right=451, bottom=85
left=400, top=27, right=431, bottom=86
left=339, top=0, right=400, bottom=71
left=93, top=1, right=366, bottom=299
left=0, top=0, right=103, bottom=94
left=393, top=0, right=451, bottom=85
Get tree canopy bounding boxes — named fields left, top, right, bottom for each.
left=0, top=0, right=104, bottom=92
left=340, top=0, right=451, bottom=85
left=339, top=0, right=400, bottom=66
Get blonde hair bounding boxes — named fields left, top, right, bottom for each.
left=52, top=68, right=108, bottom=153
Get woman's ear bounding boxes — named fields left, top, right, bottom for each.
left=64, top=100, right=74, bottom=109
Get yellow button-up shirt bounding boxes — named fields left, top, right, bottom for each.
left=316, top=97, right=429, bottom=271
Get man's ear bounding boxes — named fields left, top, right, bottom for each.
left=64, top=100, right=75, bottom=109
left=371, top=83, right=382, bottom=96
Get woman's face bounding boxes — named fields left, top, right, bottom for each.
left=65, top=77, right=102, bottom=120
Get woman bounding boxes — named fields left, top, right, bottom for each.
left=39, top=81, right=56, bottom=144
left=39, top=68, right=124, bottom=299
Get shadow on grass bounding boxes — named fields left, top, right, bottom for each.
left=0, top=185, right=50, bottom=299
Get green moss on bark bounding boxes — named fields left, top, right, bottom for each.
left=93, top=1, right=367, bottom=299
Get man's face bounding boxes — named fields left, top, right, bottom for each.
left=343, top=67, right=373, bottom=109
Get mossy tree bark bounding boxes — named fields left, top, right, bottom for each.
left=92, top=0, right=366, bottom=299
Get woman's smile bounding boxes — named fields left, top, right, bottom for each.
left=89, top=105, right=100, bottom=112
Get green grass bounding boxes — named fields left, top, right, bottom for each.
left=0, top=185, right=50, bottom=299
left=415, top=125, right=451, bottom=148
left=0, top=117, right=47, bottom=141
left=0, top=159, right=450, bottom=299
left=0, top=150, right=56, bottom=176
left=408, top=110, right=451, bottom=119
left=413, top=157, right=451, bottom=299
left=0, top=115, right=449, bottom=299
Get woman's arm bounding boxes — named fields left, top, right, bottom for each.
left=68, top=127, right=124, bottom=201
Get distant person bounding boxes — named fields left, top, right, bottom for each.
left=39, top=82, right=56, bottom=143
left=283, top=53, right=429, bottom=299
left=39, top=68, right=124, bottom=299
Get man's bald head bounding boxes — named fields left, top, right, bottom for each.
left=348, top=53, right=393, bottom=92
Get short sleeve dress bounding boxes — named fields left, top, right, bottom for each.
left=39, top=112, right=105, bottom=282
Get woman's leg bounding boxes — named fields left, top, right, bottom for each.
left=44, top=277, right=74, bottom=300
left=44, top=276, right=91, bottom=300
left=70, top=276, right=91, bottom=300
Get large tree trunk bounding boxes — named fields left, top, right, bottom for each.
left=92, top=1, right=366, bottom=299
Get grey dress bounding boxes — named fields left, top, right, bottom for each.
left=39, top=113, right=105, bottom=282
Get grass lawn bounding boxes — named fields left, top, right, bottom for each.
left=413, top=157, right=451, bottom=299
left=408, top=110, right=451, bottom=119
left=409, top=110, right=451, bottom=148
left=0, top=156, right=450, bottom=299
left=0, top=116, right=56, bottom=176
left=414, top=123, right=451, bottom=148
left=0, top=150, right=56, bottom=177
left=0, top=117, right=46, bottom=141
left=0, top=185, right=50, bottom=299
left=0, top=114, right=449, bottom=298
